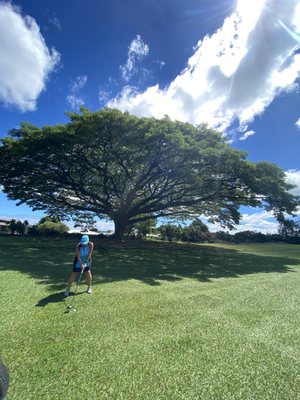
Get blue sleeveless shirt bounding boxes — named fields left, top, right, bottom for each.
left=74, top=242, right=92, bottom=268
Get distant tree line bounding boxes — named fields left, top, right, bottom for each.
left=157, top=219, right=211, bottom=243
left=213, top=230, right=300, bottom=244
left=7, top=217, right=69, bottom=236
left=8, top=219, right=29, bottom=235
left=5, top=215, right=300, bottom=243
left=155, top=217, right=300, bottom=244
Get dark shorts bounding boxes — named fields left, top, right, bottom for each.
left=72, top=255, right=91, bottom=272
left=72, top=265, right=90, bottom=273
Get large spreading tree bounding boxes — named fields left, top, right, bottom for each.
left=0, top=108, right=298, bottom=238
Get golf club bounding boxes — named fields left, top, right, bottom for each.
left=0, top=357, right=9, bottom=400
left=65, top=268, right=84, bottom=313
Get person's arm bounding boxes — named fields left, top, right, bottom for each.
left=87, top=242, right=94, bottom=261
left=76, top=246, right=84, bottom=270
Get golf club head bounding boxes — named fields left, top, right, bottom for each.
left=65, top=305, right=76, bottom=313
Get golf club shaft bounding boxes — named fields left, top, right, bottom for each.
left=75, top=269, right=84, bottom=294
left=69, top=270, right=84, bottom=309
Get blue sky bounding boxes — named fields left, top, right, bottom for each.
left=0, top=0, right=299, bottom=233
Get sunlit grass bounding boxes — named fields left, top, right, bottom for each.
left=1, top=236, right=300, bottom=399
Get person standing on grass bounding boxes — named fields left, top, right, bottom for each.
left=64, top=235, right=94, bottom=296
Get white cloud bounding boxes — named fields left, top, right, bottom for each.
left=199, top=168, right=300, bottom=234
left=109, top=0, right=300, bottom=137
left=240, top=130, right=255, bottom=141
left=234, top=211, right=278, bottom=234
left=0, top=2, right=60, bottom=111
left=295, top=118, right=300, bottom=129
left=293, top=3, right=300, bottom=32
left=120, top=35, right=149, bottom=81
left=285, top=169, right=300, bottom=196
left=205, top=210, right=278, bottom=234
left=66, top=75, right=87, bottom=109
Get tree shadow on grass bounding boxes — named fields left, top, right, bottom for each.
left=0, top=237, right=299, bottom=292
left=94, top=241, right=299, bottom=286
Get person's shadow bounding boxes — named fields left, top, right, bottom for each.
left=35, top=291, right=85, bottom=307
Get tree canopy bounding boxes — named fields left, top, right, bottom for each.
left=0, top=108, right=298, bottom=238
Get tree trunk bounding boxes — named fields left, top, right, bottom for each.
left=113, top=218, right=128, bottom=240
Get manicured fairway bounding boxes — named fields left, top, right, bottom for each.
left=1, top=236, right=300, bottom=399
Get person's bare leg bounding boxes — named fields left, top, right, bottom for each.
left=86, top=270, right=92, bottom=292
left=66, top=272, right=78, bottom=291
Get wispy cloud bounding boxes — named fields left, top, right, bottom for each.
left=98, top=89, right=112, bottom=105
left=295, top=118, right=300, bottom=129
left=156, top=60, right=166, bottom=69
left=120, top=34, right=149, bottom=81
left=66, top=75, right=87, bottom=109
left=109, top=0, right=300, bottom=138
left=49, top=13, right=62, bottom=31
left=240, top=130, right=255, bottom=141
left=0, top=2, right=60, bottom=111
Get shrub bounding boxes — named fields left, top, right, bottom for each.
left=36, top=221, right=69, bottom=236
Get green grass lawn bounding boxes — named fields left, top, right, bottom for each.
left=1, top=236, right=300, bottom=399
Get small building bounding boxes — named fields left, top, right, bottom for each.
left=0, top=218, right=10, bottom=234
